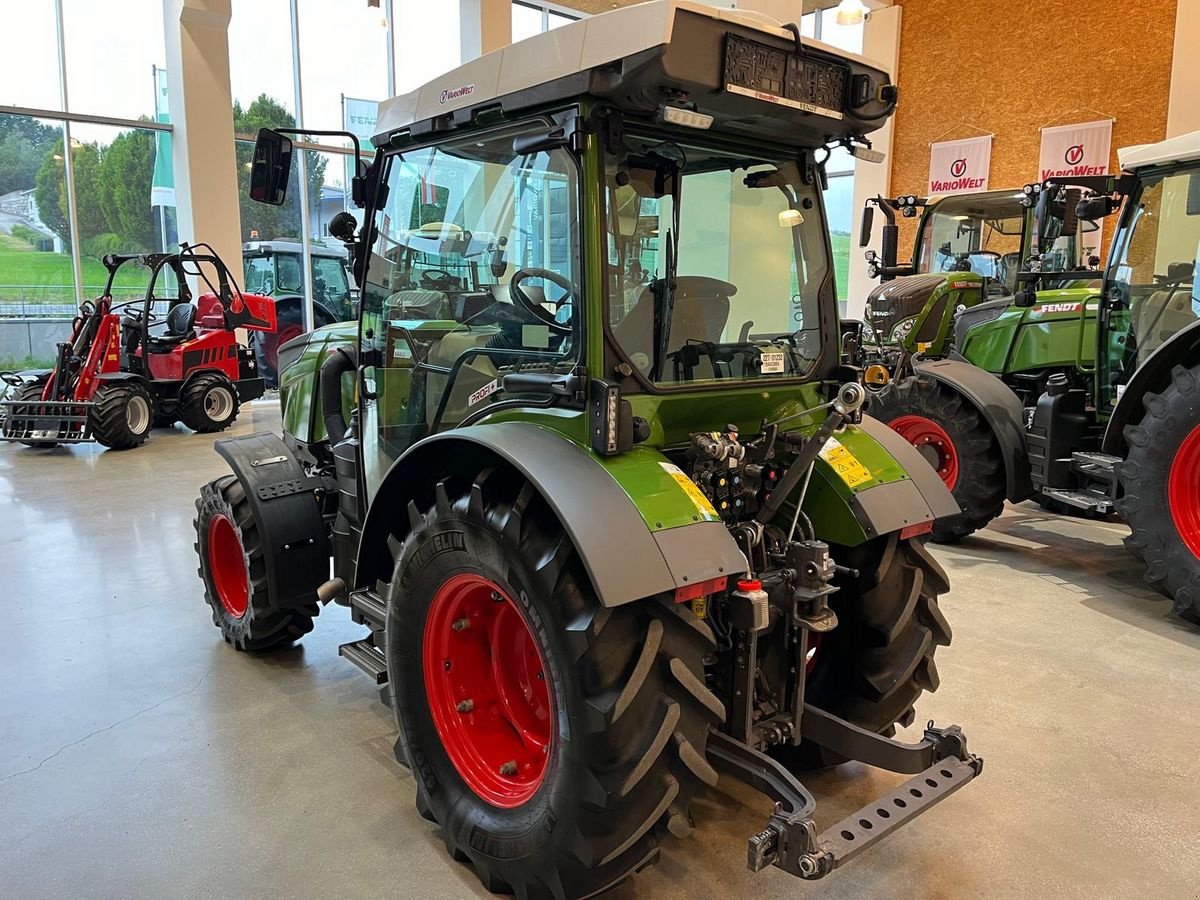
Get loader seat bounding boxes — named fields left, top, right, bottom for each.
left=144, top=302, right=197, bottom=352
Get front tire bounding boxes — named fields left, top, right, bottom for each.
left=194, top=475, right=319, bottom=650
left=89, top=381, right=153, bottom=450
left=867, top=373, right=1006, bottom=541
left=385, top=468, right=722, bottom=899
left=179, top=373, right=240, bottom=433
left=1119, top=363, right=1200, bottom=622
left=10, top=380, right=58, bottom=448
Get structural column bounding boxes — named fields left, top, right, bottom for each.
left=846, top=3, right=900, bottom=317
left=460, top=0, right=512, bottom=59
left=162, top=0, right=242, bottom=278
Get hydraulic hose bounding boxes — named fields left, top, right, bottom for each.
left=320, top=346, right=357, bottom=444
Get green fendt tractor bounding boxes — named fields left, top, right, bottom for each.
left=192, top=4, right=982, bottom=896
left=866, top=132, right=1200, bottom=620
left=855, top=184, right=1098, bottom=379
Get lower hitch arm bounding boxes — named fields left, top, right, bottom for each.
left=708, top=720, right=983, bottom=880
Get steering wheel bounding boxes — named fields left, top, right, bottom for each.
left=419, top=269, right=459, bottom=291
left=509, top=268, right=576, bottom=334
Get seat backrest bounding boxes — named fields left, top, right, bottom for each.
left=166, top=302, right=197, bottom=336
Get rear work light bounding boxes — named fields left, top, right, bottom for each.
left=659, top=104, right=714, bottom=130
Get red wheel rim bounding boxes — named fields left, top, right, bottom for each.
left=423, top=573, right=553, bottom=808
left=1169, top=423, right=1200, bottom=560
left=208, top=514, right=249, bottom=618
left=265, top=323, right=304, bottom=370
left=890, top=415, right=960, bottom=490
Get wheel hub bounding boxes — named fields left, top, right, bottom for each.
left=205, top=386, right=234, bottom=421
left=126, top=395, right=150, bottom=434
left=423, top=573, right=552, bottom=808
left=1169, top=422, right=1200, bottom=560
left=208, top=513, right=249, bottom=618
left=889, top=415, right=960, bottom=490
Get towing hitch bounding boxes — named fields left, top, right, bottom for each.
left=707, top=708, right=982, bottom=880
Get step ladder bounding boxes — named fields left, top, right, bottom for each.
left=338, top=587, right=389, bottom=685
left=1040, top=451, right=1120, bottom=514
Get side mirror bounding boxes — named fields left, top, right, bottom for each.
left=249, top=128, right=293, bottom=206
left=1060, top=189, right=1081, bottom=236
left=859, top=204, right=874, bottom=247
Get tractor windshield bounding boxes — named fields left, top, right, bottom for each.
left=1104, top=167, right=1200, bottom=386
left=916, top=192, right=1027, bottom=292
left=603, top=137, right=831, bottom=386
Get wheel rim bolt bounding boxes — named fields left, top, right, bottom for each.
left=491, top=591, right=503, bottom=602
left=456, top=699, right=474, bottom=713
left=498, top=760, right=518, bottom=776
left=451, top=617, right=470, bottom=631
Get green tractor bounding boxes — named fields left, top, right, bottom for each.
left=192, top=4, right=982, bottom=896
left=867, top=132, right=1200, bottom=620
left=854, top=185, right=1100, bottom=380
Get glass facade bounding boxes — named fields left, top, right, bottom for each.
left=0, top=2, right=171, bottom=368
left=511, top=2, right=580, bottom=41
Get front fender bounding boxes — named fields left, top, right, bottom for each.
left=353, top=422, right=749, bottom=607
left=916, top=357, right=1034, bottom=501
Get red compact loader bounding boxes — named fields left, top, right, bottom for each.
left=1, top=244, right=275, bottom=450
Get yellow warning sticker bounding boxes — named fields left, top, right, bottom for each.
left=659, top=462, right=719, bottom=517
left=819, top=437, right=874, bottom=489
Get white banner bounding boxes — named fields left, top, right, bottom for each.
left=1039, top=120, right=1112, bottom=262
left=928, top=135, right=992, bottom=196
left=343, top=95, right=379, bottom=151
left=1038, top=119, right=1111, bottom=181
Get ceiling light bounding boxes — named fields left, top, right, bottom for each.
left=835, top=0, right=868, bottom=26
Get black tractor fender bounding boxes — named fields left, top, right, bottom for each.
left=212, top=431, right=333, bottom=611
left=353, top=422, right=749, bottom=608
left=1103, top=318, right=1200, bottom=456
left=915, top=358, right=1035, bottom=501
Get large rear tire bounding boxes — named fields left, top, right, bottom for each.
left=179, top=373, right=240, bottom=434
left=1118, top=363, right=1200, bottom=622
left=867, top=373, right=1006, bottom=542
left=775, top=534, right=952, bottom=769
left=194, top=474, right=319, bottom=650
left=253, top=302, right=306, bottom=390
left=89, top=381, right=153, bottom=450
left=385, top=468, right=722, bottom=899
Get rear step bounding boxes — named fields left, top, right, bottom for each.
left=349, top=588, right=387, bottom=630
left=338, top=639, right=388, bottom=684
left=1040, top=487, right=1115, bottom=514
left=1071, top=451, right=1120, bottom=484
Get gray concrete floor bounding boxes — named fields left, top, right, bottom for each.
left=2, top=402, right=1198, bottom=899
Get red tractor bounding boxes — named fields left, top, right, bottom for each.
left=1, top=245, right=274, bottom=450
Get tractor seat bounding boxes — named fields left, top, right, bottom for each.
left=144, top=302, right=197, bottom=353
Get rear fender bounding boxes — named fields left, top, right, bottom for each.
left=916, top=358, right=1034, bottom=501
left=213, top=432, right=332, bottom=610
left=353, top=422, right=749, bottom=607
left=1103, top=318, right=1200, bottom=455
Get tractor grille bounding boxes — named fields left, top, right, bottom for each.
left=865, top=274, right=945, bottom=341
left=0, top=400, right=93, bottom=444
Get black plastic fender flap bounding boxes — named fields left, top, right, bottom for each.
left=214, top=432, right=331, bottom=610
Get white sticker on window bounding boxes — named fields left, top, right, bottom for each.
left=468, top=380, right=500, bottom=406
left=760, top=351, right=785, bottom=374
left=522, top=324, right=551, bottom=349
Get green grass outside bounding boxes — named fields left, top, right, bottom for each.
left=0, top=244, right=154, bottom=304
left=831, top=232, right=850, bottom=309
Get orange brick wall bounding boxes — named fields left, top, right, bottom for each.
left=888, top=0, right=1177, bottom=247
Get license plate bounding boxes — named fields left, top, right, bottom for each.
left=723, top=34, right=846, bottom=120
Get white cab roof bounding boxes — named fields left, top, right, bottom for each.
left=374, top=0, right=888, bottom=143
left=1118, top=130, right=1200, bottom=171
